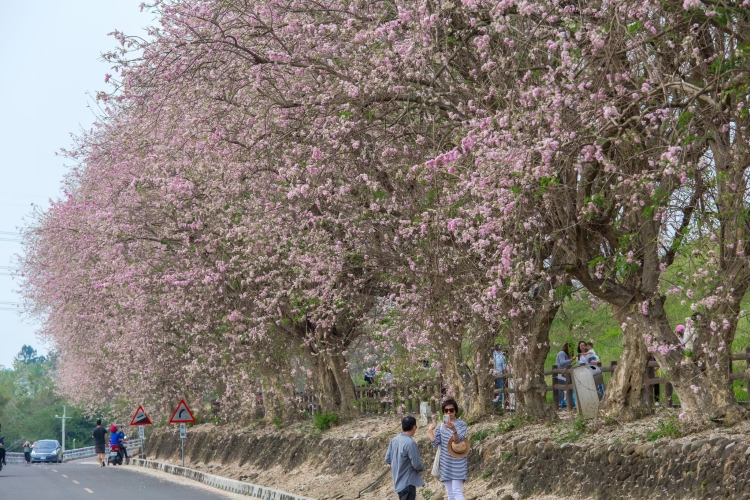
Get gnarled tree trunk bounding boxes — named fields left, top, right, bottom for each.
left=466, top=330, right=495, bottom=419
left=321, top=349, right=358, bottom=416
left=305, top=348, right=341, bottom=413
left=603, top=303, right=651, bottom=421
left=439, top=332, right=472, bottom=414
left=510, top=298, right=560, bottom=421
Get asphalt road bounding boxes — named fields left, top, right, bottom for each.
left=0, top=459, right=239, bottom=499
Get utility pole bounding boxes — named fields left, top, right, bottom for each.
left=55, top=406, right=69, bottom=462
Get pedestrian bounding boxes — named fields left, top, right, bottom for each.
left=380, top=365, right=394, bottom=385
left=23, top=441, right=32, bottom=464
left=428, top=399, right=469, bottom=500
left=0, top=434, right=6, bottom=466
left=92, top=419, right=108, bottom=467
left=585, top=342, right=599, bottom=363
left=364, top=367, right=376, bottom=385
left=556, top=343, right=574, bottom=408
left=675, top=324, right=686, bottom=347
left=385, top=416, right=424, bottom=500
left=576, top=340, right=589, bottom=365
left=585, top=342, right=603, bottom=397
left=492, top=345, right=507, bottom=409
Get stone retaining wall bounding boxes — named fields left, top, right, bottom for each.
left=476, top=435, right=750, bottom=500
left=147, top=426, right=750, bottom=499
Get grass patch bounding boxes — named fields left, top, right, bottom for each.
left=481, top=469, right=493, bottom=479
left=271, top=416, right=282, bottom=429
left=470, top=428, right=493, bottom=443
left=501, top=451, right=514, bottom=461
left=312, top=412, right=339, bottom=431
left=646, top=414, right=681, bottom=441
left=497, top=416, right=524, bottom=433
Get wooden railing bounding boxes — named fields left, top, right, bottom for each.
left=258, top=347, right=750, bottom=416
left=353, top=380, right=443, bottom=414
left=491, top=345, right=750, bottom=413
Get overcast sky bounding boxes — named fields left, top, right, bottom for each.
left=0, top=1, right=150, bottom=368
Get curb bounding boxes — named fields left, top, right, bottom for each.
left=130, top=458, right=314, bottom=500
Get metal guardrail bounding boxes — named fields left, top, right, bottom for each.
left=4, top=439, right=143, bottom=464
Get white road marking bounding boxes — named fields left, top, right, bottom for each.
left=62, top=474, right=68, bottom=478
left=52, top=469, right=58, bottom=472
left=85, top=488, right=94, bottom=493
left=73, top=480, right=80, bottom=484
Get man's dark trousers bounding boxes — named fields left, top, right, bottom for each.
left=398, top=485, right=416, bottom=500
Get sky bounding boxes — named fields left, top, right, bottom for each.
left=0, top=1, right=151, bottom=368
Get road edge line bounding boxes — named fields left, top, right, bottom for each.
left=129, top=458, right=314, bottom=500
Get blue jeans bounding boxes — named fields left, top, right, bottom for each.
left=495, top=378, right=504, bottom=407
left=560, top=390, right=576, bottom=409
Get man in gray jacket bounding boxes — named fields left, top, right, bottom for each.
left=385, top=416, right=425, bottom=500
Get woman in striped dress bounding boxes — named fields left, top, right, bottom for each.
left=428, top=399, right=468, bottom=500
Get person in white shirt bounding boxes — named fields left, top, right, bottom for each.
left=576, top=341, right=590, bottom=365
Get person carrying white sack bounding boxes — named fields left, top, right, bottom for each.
left=428, top=398, right=470, bottom=500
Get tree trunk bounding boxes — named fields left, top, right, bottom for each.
left=439, top=332, right=472, bottom=414
left=510, top=300, right=559, bottom=421
left=696, top=294, right=745, bottom=423
left=628, top=298, right=724, bottom=422
left=321, top=349, right=358, bottom=416
left=262, top=373, right=296, bottom=423
left=305, top=348, right=341, bottom=413
left=466, top=330, right=495, bottom=420
left=603, top=304, right=651, bottom=421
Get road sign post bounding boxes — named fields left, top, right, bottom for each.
left=138, top=426, right=145, bottom=458
left=179, top=423, right=186, bottom=466
left=169, top=400, right=195, bottom=468
left=130, top=405, right=153, bottom=460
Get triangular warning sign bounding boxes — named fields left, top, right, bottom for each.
left=130, top=405, right=153, bottom=426
left=169, top=399, right=196, bottom=424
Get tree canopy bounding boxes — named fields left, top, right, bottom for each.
left=18, top=0, right=750, bottom=424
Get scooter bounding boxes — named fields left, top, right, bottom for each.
left=107, top=444, right=123, bottom=466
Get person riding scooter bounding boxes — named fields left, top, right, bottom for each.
left=109, top=426, right=128, bottom=461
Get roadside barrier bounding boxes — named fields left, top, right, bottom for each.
left=5, top=438, right=143, bottom=464
left=130, top=458, right=312, bottom=500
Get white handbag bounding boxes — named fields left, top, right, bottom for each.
left=431, top=424, right=442, bottom=478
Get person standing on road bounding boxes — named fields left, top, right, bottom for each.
left=23, top=441, right=32, bottom=464
left=385, top=416, right=424, bottom=500
left=428, top=399, right=469, bottom=500
left=92, top=419, right=108, bottom=467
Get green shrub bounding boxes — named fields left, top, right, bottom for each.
left=501, top=451, right=514, bottom=461
left=481, top=469, right=493, bottom=479
left=733, top=380, right=749, bottom=403
left=470, top=428, right=492, bottom=443
left=271, top=416, right=282, bottom=429
left=573, top=417, right=587, bottom=433
left=646, top=414, right=681, bottom=441
left=312, top=411, right=339, bottom=431
left=497, top=416, right=523, bottom=433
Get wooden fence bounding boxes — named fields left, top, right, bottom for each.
left=492, top=345, right=750, bottom=413
left=264, top=347, right=750, bottom=416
